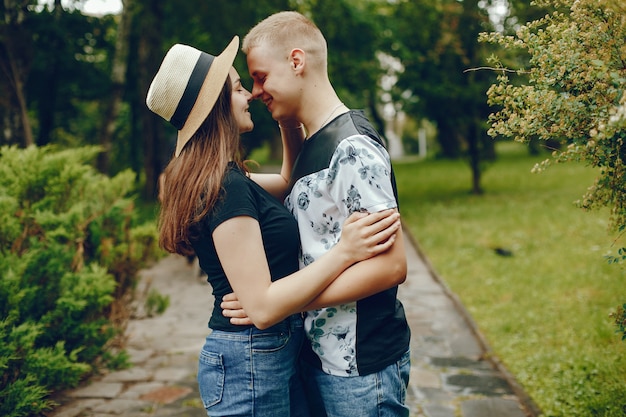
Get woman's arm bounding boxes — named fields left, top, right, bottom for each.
left=249, top=120, right=305, bottom=200
left=222, top=212, right=407, bottom=326
left=214, top=209, right=400, bottom=330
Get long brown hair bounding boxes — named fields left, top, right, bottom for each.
left=158, top=79, right=246, bottom=256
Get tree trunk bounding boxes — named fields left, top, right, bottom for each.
left=36, top=0, right=63, bottom=146
left=97, top=0, right=132, bottom=173
left=461, top=0, right=484, bottom=195
left=467, top=118, right=483, bottom=195
left=367, top=89, right=387, bottom=145
left=11, top=56, right=33, bottom=147
left=0, top=0, right=34, bottom=147
left=136, top=0, right=165, bottom=199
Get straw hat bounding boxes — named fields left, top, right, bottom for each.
left=146, top=36, right=239, bottom=157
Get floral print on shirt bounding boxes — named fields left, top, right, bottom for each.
left=285, top=134, right=397, bottom=376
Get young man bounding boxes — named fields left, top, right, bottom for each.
left=241, top=11, right=411, bottom=417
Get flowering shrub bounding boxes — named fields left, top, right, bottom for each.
left=484, top=0, right=626, bottom=229
left=482, top=0, right=626, bottom=341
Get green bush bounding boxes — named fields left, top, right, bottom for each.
left=0, top=145, right=159, bottom=416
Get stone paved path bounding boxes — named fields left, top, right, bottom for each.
left=49, top=230, right=540, bottom=417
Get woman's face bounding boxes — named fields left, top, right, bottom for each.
left=229, top=67, right=253, bottom=133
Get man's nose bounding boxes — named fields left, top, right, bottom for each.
left=251, top=83, right=263, bottom=100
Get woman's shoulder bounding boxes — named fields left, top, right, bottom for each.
left=222, top=162, right=251, bottom=187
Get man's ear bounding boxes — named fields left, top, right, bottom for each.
left=289, top=48, right=305, bottom=74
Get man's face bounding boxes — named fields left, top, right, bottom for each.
left=246, top=43, right=298, bottom=121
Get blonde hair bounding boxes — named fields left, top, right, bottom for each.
left=158, top=80, right=246, bottom=256
left=242, top=11, right=327, bottom=71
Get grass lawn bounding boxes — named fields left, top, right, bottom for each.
left=394, top=141, right=625, bottom=416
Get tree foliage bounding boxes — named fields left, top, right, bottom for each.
left=1, top=0, right=520, bottom=197
left=383, top=0, right=501, bottom=193
left=484, top=0, right=626, bottom=234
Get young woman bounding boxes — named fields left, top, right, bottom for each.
left=146, top=37, right=400, bottom=417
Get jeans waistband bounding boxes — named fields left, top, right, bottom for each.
left=264, top=313, right=303, bottom=333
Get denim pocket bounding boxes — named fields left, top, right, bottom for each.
left=197, top=350, right=224, bottom=408
left=398, top=349, right=411, bottom=369
left=251, top=328, right=290, bottom=353
left=396, top=349, right=411, bottom=403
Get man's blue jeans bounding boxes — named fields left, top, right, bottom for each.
left=300, top=349, right=411, bottom=417
left=197, top=314, right=309, bottom=417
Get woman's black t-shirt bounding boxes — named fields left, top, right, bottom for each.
left=190, top=162, right=300, bottom=331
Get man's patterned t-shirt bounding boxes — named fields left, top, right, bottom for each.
left=285, top=110, right=410, bottom=377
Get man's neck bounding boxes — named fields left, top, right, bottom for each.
left=302, top=98, right=349, bottom=137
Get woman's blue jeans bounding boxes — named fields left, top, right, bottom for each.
left=197, top=314, right=310, bottom=417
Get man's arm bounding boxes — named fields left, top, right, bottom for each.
left=216, top=210, right=400, bottom=329
left=221, top=221, right=407, bottom=325
left=302, top=224, right=407, bottom=310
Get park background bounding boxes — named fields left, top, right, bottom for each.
left=1, top=0, right=625, bottom=416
